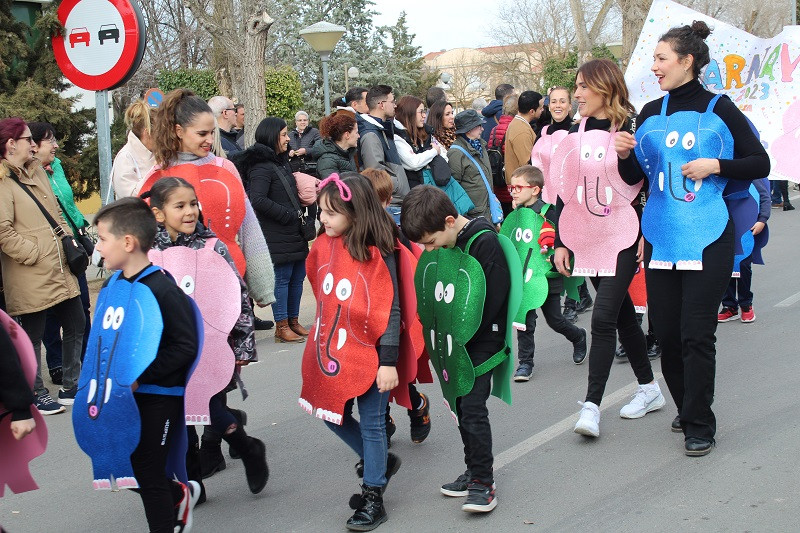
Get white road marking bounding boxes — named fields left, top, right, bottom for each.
left=775, top=291, right=800, bottom=308
left=495, top=372, right=664, bottom=471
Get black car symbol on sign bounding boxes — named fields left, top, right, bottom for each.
left=98, top=24, right=120, bottom=45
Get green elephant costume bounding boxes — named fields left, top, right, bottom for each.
left=414, top=230, right=521, bottom=420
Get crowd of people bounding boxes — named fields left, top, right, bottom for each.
left=0, top=20, right=791, bottom=533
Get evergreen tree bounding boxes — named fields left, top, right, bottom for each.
left=0, top=0, right=97, bottom=199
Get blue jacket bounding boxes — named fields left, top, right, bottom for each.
left=481, top=100, right=504, bottom=142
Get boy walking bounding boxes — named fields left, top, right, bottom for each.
left=401, top=185, right=517, bottom=514
left=86, top=197, right=200, bottom=533
left=502, top=165, right=587, bottom=381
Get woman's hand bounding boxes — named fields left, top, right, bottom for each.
left=615, top=132, right=636, bottom=160
left=131, top=380, right=138, bottom=392
left=751, top=221, right=765, bottom=235
left=376, top=366, right=399, bottom=393
left=296, top=148, right=307, bottom=157
left=10, top=418, right=36, bottom=441
left=553, top=246, right=571, bottom=277
left=681, top=158, right=720, bottom=181
left=636, top=236, right=645, bottom=262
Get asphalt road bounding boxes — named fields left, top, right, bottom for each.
left=2, top=195, right=798, bottom=533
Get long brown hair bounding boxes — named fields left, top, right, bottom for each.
left=395, top=95, right=428, bottom=148
left=318, top=172, right=397, bottom=262
left=576, top=59, right=635, bottom=130
left=428, top=101, right=453, bottom=141
left=152, top=88, right=213, bottom=167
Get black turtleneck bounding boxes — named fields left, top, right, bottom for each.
left=546, top=117, right=573, bottom=134
left=619, top=79, right=770, bottom=183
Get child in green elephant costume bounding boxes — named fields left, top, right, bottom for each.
left=501, top=166, right=588, bottom=382
left=401, top=185, right=521, bottom=515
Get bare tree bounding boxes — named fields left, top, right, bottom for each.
left=570, top=0, right=616, bottom=64
left=183, top=0, right=274, bottom=148
left=490, top=0, right=578, bottom=60
left=679, top=0, right=790, bottom=37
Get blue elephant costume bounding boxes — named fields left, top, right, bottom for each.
left=621, top=78, right=771, bottom=450
left=73, top=266, right=202, bottom=490
left=636, top=94, right=731, bottom=269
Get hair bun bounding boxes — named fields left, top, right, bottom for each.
left=690, top=20, right=711, bottom=40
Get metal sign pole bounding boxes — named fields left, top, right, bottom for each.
left=96, top=89, right=113, bottom=204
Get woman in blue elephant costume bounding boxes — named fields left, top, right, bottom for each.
left=615, top=21, right=770, bottom=457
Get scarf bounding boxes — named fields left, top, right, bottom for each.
left=436, top=127, right=457, bottom=149
left=466, top=137, right=483, bottom=158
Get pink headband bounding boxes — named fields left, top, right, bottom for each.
left=318, top=173, right=352, bottom=201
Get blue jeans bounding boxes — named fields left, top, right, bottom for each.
left=325, top=383, right=389, bottom=487
left=44, top=272, right=91, bottom=369
left=386, top=206, right=401, bottom=225
left=272, top=260, right=306, bottom=322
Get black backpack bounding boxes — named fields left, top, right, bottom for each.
left=487, top=125, right=507, bottom=188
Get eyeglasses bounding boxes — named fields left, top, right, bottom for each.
left=417, top=108, right=428, bottom=115
left=224, top=108, right=235, bottom=113
left=508, top=184, right=537, bottom=193
left=16, top=136, right=32, bottom=143
left=380, top=100, right=395, bottom=107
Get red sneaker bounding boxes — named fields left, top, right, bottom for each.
left=717, top=307, right=739, bottom=322
left=740, top=306, right=756, bottom=323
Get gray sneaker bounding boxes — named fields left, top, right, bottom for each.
left=441, top=470, right=471, bottom=497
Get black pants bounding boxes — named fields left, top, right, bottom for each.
left=585, top=243, right=653, bottom=405
left=518, top=278, right=583, bottom=365
left=130, top=394, right=185, bottom=533
left=645, top=221, right=734, bottom=441
left=456, top=371, right=493, bottom=485
left=722, top=256, right=753, bottom=310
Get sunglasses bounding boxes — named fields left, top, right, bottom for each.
left=508, top=184, right=537, bottom=193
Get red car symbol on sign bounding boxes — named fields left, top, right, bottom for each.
left=69, top=27, right=90, bottom=48
left=98, top=24, right=120, bottom=45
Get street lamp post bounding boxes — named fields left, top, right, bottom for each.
left=300, top=21, right=346, bottom=115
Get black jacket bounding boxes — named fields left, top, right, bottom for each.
left=230, top=143, right=309, bottom=265
left=455, top=217, right=510, bottom=362
left=219, top=128, right=242, bottom=155
left=311, top=138, right=356, bottom=179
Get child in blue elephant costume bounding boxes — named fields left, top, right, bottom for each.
left=75, top=197, right=202, bottom=532
left=616, top=22, right=770, bottom=457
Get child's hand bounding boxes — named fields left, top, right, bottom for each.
left=131, top=380, right=139, bottom=392
left=636, top=236, right=645, bottom=262
left=376, top=366, right=399, bottom=393
left=10, top=418, right=36, bottom=440
left=235, top=360, right=250, bottom=366
left=553, top=247, right=571, bottom=277
left=751, top=221, right=765, bottom=235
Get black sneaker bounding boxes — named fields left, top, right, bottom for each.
left=614, top=344, right=628, bottom=362
left=254, top=317, right=274, bottom=330
left=49, top=366, right=63, bottom=385
left=671, top=415, right=682, bottom=433
left=35, top=391, right=66, bottom=415
left=647, top=340, right=662, bottom=360
left=462, top=480, right=497, bottom=513
left=57, top=386, right=77, bottom=406
left=408, top=393, right=431, bottom=443
left=513, top=363, right=533, bottom=382
left=563, top=307, right=578, bottom=323
left=576, top=295, right=593, bottom=314
left=440, top=470, right=470, bottom=497
left=784, top=203, right=795, bottom=211
left=572, top=328, right=587, bottom=365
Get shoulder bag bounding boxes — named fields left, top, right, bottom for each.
left=8, top=171, right=88, bottom=275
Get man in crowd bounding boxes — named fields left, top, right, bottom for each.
left=207, top=95, right=242, bottom=155
left=481, top=83, right=515, bottom=142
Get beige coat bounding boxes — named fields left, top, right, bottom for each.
left=0, top=160, right=80, bottom=316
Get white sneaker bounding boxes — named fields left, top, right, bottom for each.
left=574, top=401, right=600, bottom=437
left=619, top=382, right=666, bottom=419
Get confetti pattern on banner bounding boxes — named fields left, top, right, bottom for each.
left=626, top=0, right=800, bottom=183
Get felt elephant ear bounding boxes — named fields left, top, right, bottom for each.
left=532, top=128, right=569, bottom=204
left=0, top=310, right=47, bottom=496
